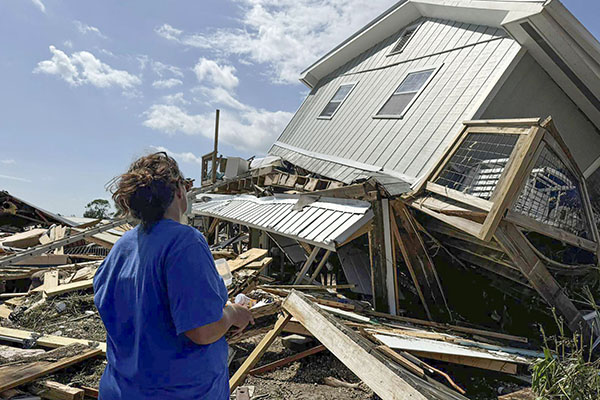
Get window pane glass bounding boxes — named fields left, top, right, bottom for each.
left=320, top=101, right=341, bottom=117
left=319, top=83, right=355, bottom=117
left=395, top=69, right=434, bottom=94
left=377, top=93, right=414, bottom=116
left=332, top=84, right=354, bottom=101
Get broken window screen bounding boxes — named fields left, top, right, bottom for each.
left=434, top=133, right=519, bottom=200
left=319, top=83, right=355, bottom=118
left=390, top=24, right=419, bottom=54
left=377, top=69, right=434, bottom=117
left=513, top=144, right=590, bottom=238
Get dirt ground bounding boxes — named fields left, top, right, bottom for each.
left=232, top=334, right=378, bottom=400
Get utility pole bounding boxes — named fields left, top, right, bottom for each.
left=211, top=109, right=220, bottom=183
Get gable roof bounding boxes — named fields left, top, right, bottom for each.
left=299, top=0, right=600, bottom=132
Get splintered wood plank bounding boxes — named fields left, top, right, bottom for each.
left=0, top=327, right=106, bottom=354
left=282, top=291, right=430, bottom=400
left=228, top=249, right=268, bottom=272
left=44, top=280, right=93, bottom=298
left=229, top=313, right=292, bottom=391
left=0, top=348, right=101, bottom=392
left=29, top=380, right=85, bottom=400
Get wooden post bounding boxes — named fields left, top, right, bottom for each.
left=495, top=221, right=593, bottom=343
left=369, top=199, right=390, bottom=313
left=211, top=109, right=220, bottom=183
left=293, top=246, right=319, bottom=284
left=391, top=200, right=450, bottom=320
left=229, top=313, right=292, bottom=391
left=309, top=250, right=332, bottom=282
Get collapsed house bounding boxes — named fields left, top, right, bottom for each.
left=193, top=0, right=600, bottom=349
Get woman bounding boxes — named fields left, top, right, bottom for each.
left=93, top=152, right=254, bottom=399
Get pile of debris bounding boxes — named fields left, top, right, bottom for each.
left=0, top=214, right=540, bottom=399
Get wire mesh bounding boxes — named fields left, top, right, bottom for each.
left=513, top=144, right=590, bottom=238
left=434, top=133, right=519, bottom=200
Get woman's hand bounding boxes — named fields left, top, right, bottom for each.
left=227, top=304, right=255, bottom=336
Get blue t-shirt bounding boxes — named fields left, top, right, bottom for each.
left=93, top=219, right=229, bottom=399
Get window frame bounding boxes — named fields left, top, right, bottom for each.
left=387, top=21, right=422, bottom=57
left=372, top=65, right=442, bottom=120
left=316, top=82, right=358, bottom=120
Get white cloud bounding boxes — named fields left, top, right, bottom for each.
left=74, top=20, right=107, bottom=39
left=142, top=103, right=292, bottom=153
left=31, top=0, right=45, bottom=13
left=162, top=92, right=189, bottom=105
left=63, top=40, right=73, bottom=49
left=152, top=61, right=184, bottom=78
left=197, top=86, right=250, bottom=111
left=155, top=24, right=184, bottom=42
left=152, top=78, right=183, bottom=89
left=155, top=0, right=395, bottom=84
left=194, top=58, right=239, bottom=90
left=1, top=159, right=16, bottom=165
left=34, top=45, right=141, bottom=90
left=149, top=146, right=203, bottom=165
left=0, top=174, right=31, bottom=183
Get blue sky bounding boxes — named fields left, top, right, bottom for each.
left=0, top=0, right=598, bottom=216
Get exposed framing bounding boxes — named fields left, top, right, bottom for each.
left=373, top=65, right=443, bottom=120
left=410, top=118, right=599, bottom=251
left=317, top=82, right=358, bottom=120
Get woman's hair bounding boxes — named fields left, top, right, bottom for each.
left=109, top=152, right=185, bottom=231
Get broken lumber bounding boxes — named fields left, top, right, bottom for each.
left=0, top=348, right=101, bottom=392
left=229, top=248, right=268, bottom=272
left=29, top=381, right=84, bottom=400
left=249, top=344, right=327, bottom=376
left=282, top=290, right=466, bottom=400
left=229, top=313, right=292, bottom=391
left=44, top=280, right=93, bottom=298
left=0, top=327, right=106, bottom=355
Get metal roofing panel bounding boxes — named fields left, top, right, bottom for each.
left=192, top=194, right=373, bottom=251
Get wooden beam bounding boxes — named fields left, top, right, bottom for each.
left=392, top=201, right=450, bottom=320
left=369, top=199, right=389, bottom=313
left=229, top=313, right=292, bottom=391
left=29, top=380, right=85, bottom=400
left=479, top=126, right=545, bottom=241
left=495, top=222, right=591, bottom=340
left=0, top=348, right=101, bottom=392
left=44, top=280, right=93, bottom=298
left=249, top=345, right=327, bottom=376
left=0, top=327, right=107, bottom=354
left=409, top=350, right=517, bottom=374
left=309, top=250, right=332, bottom=282
left=282, top=290, right=462, bottom=400
left=293, top=246, right=319, bottom=284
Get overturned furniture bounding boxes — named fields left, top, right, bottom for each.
left=408, top=117, right=599, bottom=346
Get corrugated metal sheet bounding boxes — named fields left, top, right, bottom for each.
left=270, top=18, right=521, bottom=184
left=192, top=194, right=373, bottom=251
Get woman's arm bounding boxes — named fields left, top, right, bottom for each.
left=185, top=304, right=254, bottom=345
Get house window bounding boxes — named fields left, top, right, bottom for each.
left=375, top=68, right=436, bottom=118
left=318, top=83, right=356, bottom=118
left=389, top=23, right=420, bottom=55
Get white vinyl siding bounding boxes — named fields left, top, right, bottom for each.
left=375, top=68, right=437, bottom=118
left=270, top=18, right=521, bottom=184
left=318, top=83, right=356, bottom=119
